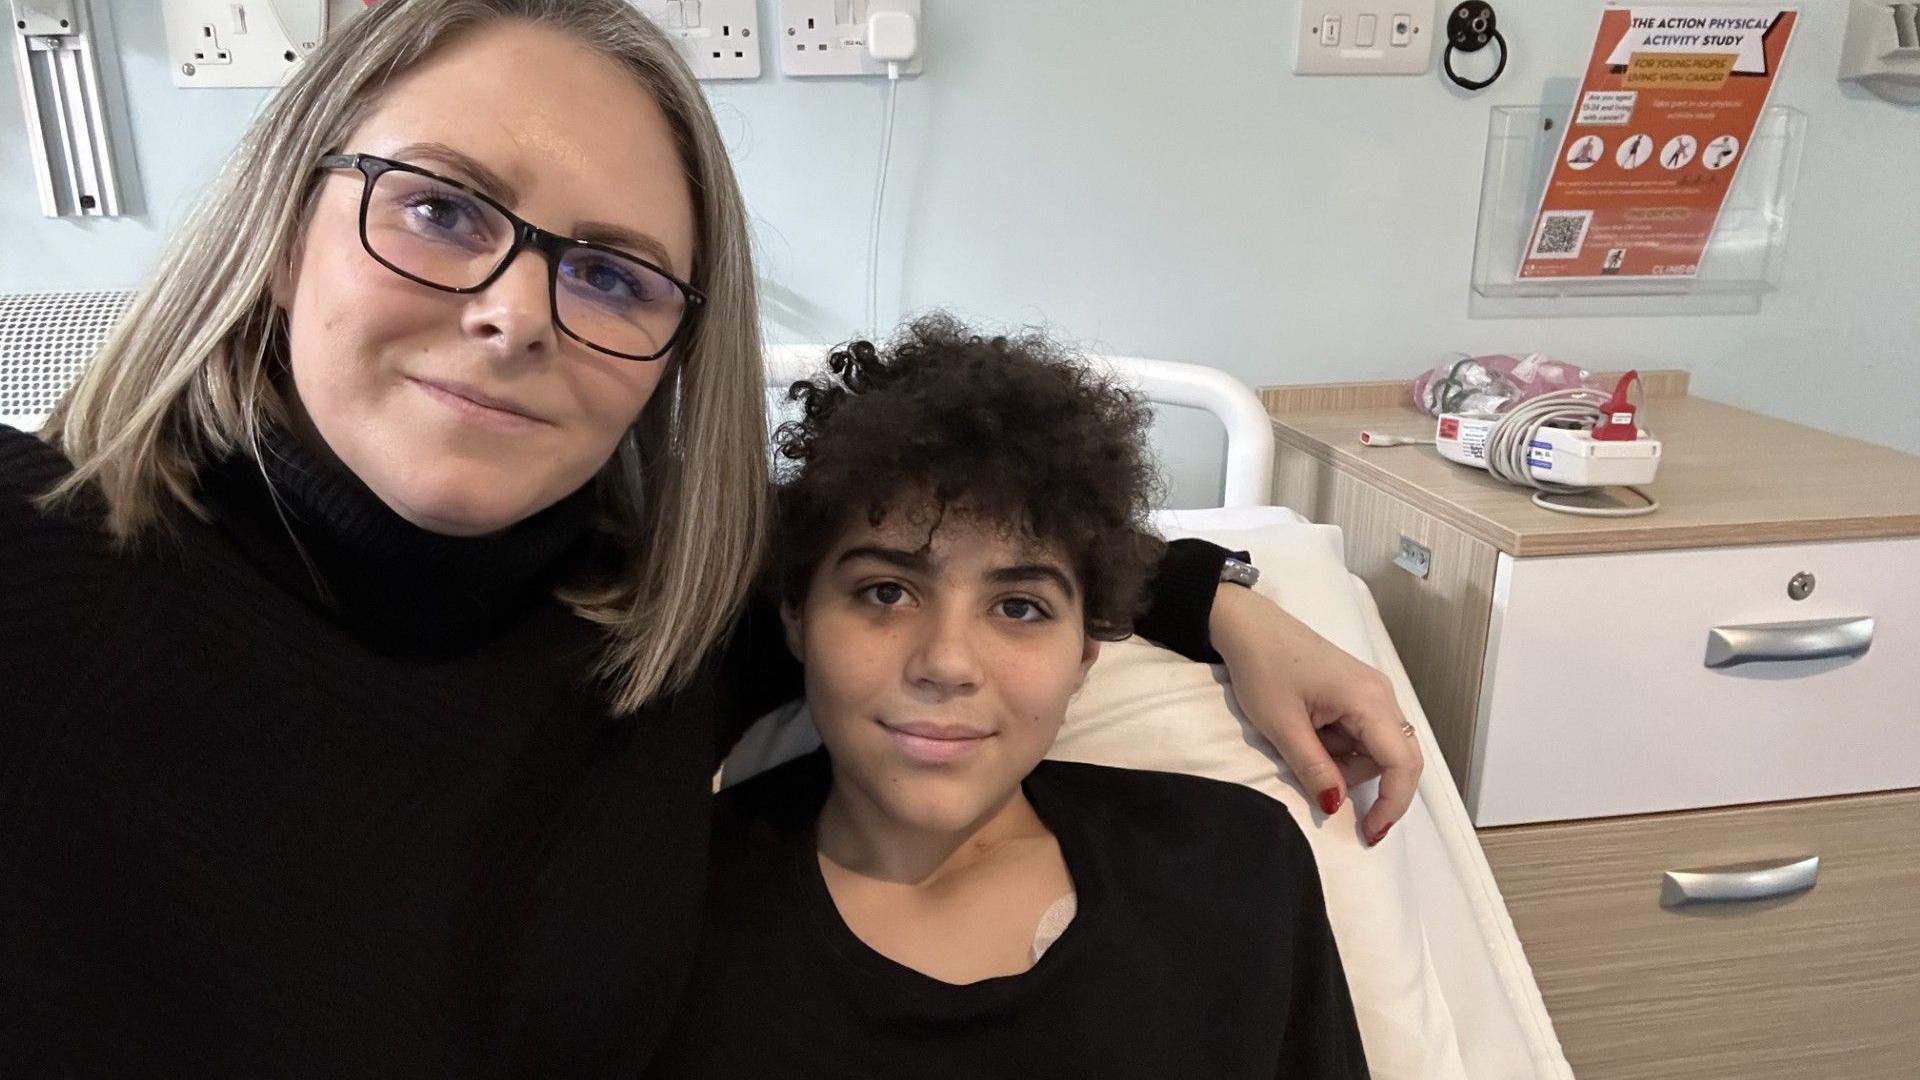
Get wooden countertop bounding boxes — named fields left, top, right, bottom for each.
left=1260, top=375, right=1920, bottom=557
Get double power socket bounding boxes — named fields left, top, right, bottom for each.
left=640, top=0, right=924, bottom=81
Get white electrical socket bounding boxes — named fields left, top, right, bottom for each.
left=159, top=0, right=358, bottom=87
left=1839, top=0, right=1920, bottom=104
left=633, top=0, right=762, bottom=80
left=1293, top=1, right=1435, bottom=76
left=777, top=0, right=924, bottom=77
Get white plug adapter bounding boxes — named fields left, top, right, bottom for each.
left=866, top=10, right=919, bottom=64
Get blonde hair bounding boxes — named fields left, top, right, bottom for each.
left=40, top=0, right=767, bottom=712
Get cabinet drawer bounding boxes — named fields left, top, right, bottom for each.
left=1472, top=537, right=1920, bottom=825
left=1480, top=789, right=1920, bottom=1080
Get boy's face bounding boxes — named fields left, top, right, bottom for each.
left=783, top=508, right=1101, bottom=836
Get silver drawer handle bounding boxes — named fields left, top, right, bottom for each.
left=1660, top=856, right=1819, bottom=908
left=1703, top=616, right=1874, bottom=669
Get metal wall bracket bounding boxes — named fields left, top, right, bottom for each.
left=10, top=0, right=140, bottom=218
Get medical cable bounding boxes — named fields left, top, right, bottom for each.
left=1481, top=388, right=1659, bottom=517
left=1357, top=431, right=1434, bottom=447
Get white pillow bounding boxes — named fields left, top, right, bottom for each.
left=721, top=516, right=1467, bottom=1079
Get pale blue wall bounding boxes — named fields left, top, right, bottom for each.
left=4, top=1, right=1915, bottom=504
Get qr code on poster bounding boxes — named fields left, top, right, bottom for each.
left=1529, top=211, right=1593, bottom=260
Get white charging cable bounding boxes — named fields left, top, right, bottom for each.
left=1482, top=388, right=1659, bottom=517
left=865, top=11, right=918, bottom=335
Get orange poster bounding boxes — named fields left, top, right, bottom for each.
left=1518, top=6, right=1796, bottom=281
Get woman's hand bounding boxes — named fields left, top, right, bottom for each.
left=1209, top=584, right=1422, bottom=846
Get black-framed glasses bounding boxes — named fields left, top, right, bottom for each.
left=316, top=153, right=704, bottom=361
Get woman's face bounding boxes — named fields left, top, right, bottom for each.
left=784, top=511, right=1102, bottom=836
left=279, top=21, right=697, bottom=536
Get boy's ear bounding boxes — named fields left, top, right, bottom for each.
left=1077, top=635, right=1101, bottom=685
left=779, top=601, right=806, bottom=662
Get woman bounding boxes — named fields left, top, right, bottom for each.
left=0, top=1, right=1417, bottom=1074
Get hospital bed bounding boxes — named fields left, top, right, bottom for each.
left=750, top=344, right=1576, bottom=1079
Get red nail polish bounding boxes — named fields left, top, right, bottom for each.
left=1318, top=788, right=1342, bottom=815
left=1370, top=821, right=1394, bottom=846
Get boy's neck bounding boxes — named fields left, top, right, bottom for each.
left=815, top=776, right=1051, bottom=887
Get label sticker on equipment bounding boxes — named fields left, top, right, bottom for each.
left=1458, top=423, right=1488, bottom=461
left=1439, top=417, right=1461, bottom=440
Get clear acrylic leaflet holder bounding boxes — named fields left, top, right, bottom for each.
left=1469, top=105, right=1806, bottom=318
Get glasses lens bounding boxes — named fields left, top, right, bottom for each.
left=554, top=246, right=689, bottom=359
left=364, top=167, right=514, bottom=289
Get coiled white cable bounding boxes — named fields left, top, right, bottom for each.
left=1483, top=388, right=1660, bottom=517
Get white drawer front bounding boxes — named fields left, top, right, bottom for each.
left=1470, top=537, right=1920, bottom=825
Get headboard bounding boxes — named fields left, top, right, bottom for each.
left=0, top=293, right=1273, bottom=507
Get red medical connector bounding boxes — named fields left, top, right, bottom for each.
left=1591, top=369, right=1641, bottom=442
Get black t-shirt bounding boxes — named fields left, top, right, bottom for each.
left=646, top=751, right=1369, bottom=1079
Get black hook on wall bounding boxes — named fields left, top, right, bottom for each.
left=1443, top=2, right=1508, bottom=91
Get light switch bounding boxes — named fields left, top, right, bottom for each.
left=684, top=0, right=702, bottom=26
left=1293, top=2, right=1436, bottom=75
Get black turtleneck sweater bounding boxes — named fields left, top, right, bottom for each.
left=0, top=425, right=1230, bottom=1078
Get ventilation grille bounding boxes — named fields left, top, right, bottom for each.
left=0, top=290, right=138, bottom=428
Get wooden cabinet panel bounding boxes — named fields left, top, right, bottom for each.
left=1480, top=790, right=1920, bottom=1079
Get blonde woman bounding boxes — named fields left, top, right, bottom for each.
left=0, top=0, right=1418, bottom=1074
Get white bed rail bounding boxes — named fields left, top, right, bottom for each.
left=764, top=343, right=1275, bottom=508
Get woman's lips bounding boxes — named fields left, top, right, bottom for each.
left=408, top=376, right=549, bottom=429
left=879, top=719, right=993, bottom=764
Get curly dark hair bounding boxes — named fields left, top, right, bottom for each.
left=772, top=314, right=1165, bottom=641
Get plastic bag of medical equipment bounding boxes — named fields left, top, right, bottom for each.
left=1412, top=353, right=1598, bottom=417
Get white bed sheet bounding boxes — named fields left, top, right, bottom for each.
left=1349, top=574, right=1573, bottom=1080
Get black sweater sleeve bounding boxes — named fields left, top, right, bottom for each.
left=1133, top=537, right=1231, bottom=664
left=710, top=536, right=1233, bottom=756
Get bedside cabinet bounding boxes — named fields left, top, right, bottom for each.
left=1260, top=372, right=1920, bottom=1078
